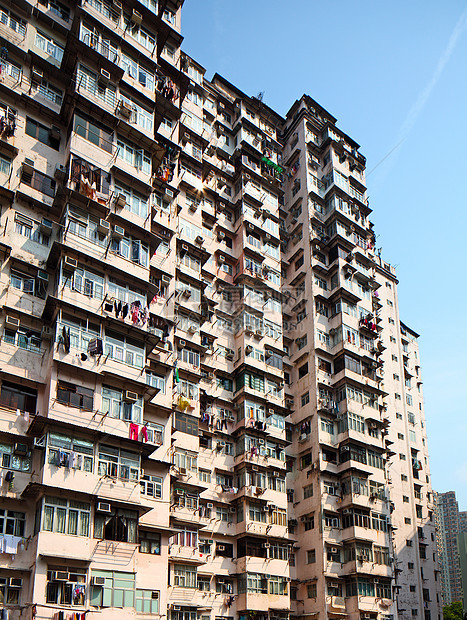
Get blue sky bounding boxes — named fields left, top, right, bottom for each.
left=181, top=1, right=467, bottom=507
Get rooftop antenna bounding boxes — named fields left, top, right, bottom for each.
left=256, top=91, right=264, bottom=102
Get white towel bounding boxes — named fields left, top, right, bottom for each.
left=3, top=535, right=22, bottom=554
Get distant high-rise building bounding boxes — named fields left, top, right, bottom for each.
left=0, top=3, right=441, bottom=620
left=459, top=511, right=467, bottom=534
left=434, top=491, right=463, bottom=604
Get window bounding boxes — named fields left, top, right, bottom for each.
left=0, top=153, right=11, bottom=176
left=307, top=583, right=317, bottom=598
left=104, top=330, right=145, bottom=368
left=307, top=549, right=316, bottom=563
left=90, top=570, right=135, bottom=607
left=41, top=496, right=91, bottom=537
left=74, top=112, right=113, bottom=152
left=301, top=392, right=310, bottom=406
left=0, top=381, right=37, bottom=413
left=173, top=565, right=196, bottom=588
left=117, top=137, right=151, bottom=174
left=47, top=432, right=93, bottom=472
left=0, top=7, right=26, bottom=35
left=136, top=589, right=159, bottom=614
left=98, top=445, right=140, bottom=481
left=56, top=382, right=93, bottom=411
left=77, top=64, right=116, bottom=108
left=174, top=412, right=199, bottom=436
left=304, top=484, right=313, bottom=499
left=11, top=270, right=46, bottom=297
left=3, top=326, right=42, bottom=352
left=25, top=117, right=60, bottom=149
left=298, top=363, right=309, bottom=379
left=35, top=30, right=64, bottom=62
left=101, top=386, right=143, bottom=423
left=94, top=506, right=138, bottom=543
left=0, top=509, right=25, bottom=536
left=405, top=517, right=412, bottom=524
left=46, top=566, right=86, bottom=606
left=140, top=474, right=162, bottom=499
left=139, top=531, right=161, bottom=555
left=32, top=78, right=63, bottom=105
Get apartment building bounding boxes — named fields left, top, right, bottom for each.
left=434, top=491, right=463, bottom=605
left=0, top=3, right=440, bottom=620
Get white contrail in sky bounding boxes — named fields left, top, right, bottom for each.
left=368, top=5, right=467, bottom=177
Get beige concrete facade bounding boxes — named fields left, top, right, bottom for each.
left=0, top=4, right=440, bottom=620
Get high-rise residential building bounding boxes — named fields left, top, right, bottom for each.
left=434, top=491, right=463, bottom=605
left=458, top=511, right=467, bottom=534
left=0, top=3, right=441, bottom=620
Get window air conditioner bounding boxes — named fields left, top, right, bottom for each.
left=218, top=254, right=225, bottom=263
left=195, top=235, right=204, bottom=244
left=14, top=443, right=28, bottom=455
left=178, top=340, right=186, bottom=348
left=131, top=9, right=143, bottom=24
left=113, top=225, right=125, bottom=239
left=97, top=219, right=110, bottom=234
left=5, top=316, right=20, bottom=329
left=273, top=471, right=280, bottom=477
left=9, top=578, right=23, bottom=587
left=330, top=547, right=338, bottom=554
left=119, top=100, right=133, bottom=118
left=91, top=576, right=106, bottom=586
left=37, top=270, right=49, bottom=282
left=115, top=193, right=127, bottom=207
left=96, top=502, right=112, bottom=513
left=54, top=164, right=67, bottom=181
left=124, top=391, right=138, bottom=402
left=22, top=158, right=35, bottom=176
left=99, top=68, right=111, bottom=84
left=206, top=503, right=214, bottom=509
left=40, top=218, right=53, bottom=235
left=54, top=571, right=70, bottom=582
left=64, top=257, right=78, bottom=270
left=230, top=506, right=236, bottom=513
left=217, top=545, right=225, bottom=551
left=162, top=275, right=171, bottom=284
left=31, top=67, right=43, bottom=83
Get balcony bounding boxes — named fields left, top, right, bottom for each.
left=236, top=592, right=290, bottom=612
left=0, top=339, right=49, bottom=384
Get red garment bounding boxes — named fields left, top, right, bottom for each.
left=141, top=425, right=148, bottom=442
left=129, top=423, right=139, bottom=440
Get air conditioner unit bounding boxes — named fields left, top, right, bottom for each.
left=37, top=270, right=49, bottom=283
left=218, top=254, right=225, bottom=263
left=181, top=289, right=192, bottom=300
left=217, top=545, right=225, bottom=551
left=41, top=325, right=54, bottom=340
left=162, top=275, right=171, bottom=284
left=9, top=578, right=23, bottom=587
left=119, top=100, right=133, bottom=118
left=268, top=408, right=274, bottom=416
left=187, top=325, right=198, bottom=335
left=5, top=316, right=20, bottom=329
left=124, top=391, right=138, bottom=402
left=99, top=68, right=111, bottom=84
left=164, top=188, right=174, bottom=199
left=64, top=256, right=78, bottom=270
left=39, top=218, right=53, bottom=235
left=262, top=505, right=269, bottom=512
left=207, top=503, right=214, bottom=509
left=188, top=202, right=198, bottom=212
left=22, top=158, right=35, bottom=175
left=131, top=9, right=143, bottom=24
left=31, top=67, right=43, bottom=83
left=54, top=571, right=69, bottom=582
left=50, top=125, right=61, bottom=141
left=91, top=576, right=106, bottom=586
left=217, top=202, right=225, bottom=212
left=330, top=582, right=340, bottom=589
left=14, top=443, right=28, bottom=455
left=255, top=329, right=263, bottom=337
left=263, top=542, right=271, bottom=548
left=245, top=345, right=253, bottom=354
left=217, top=231, right=225, bottom=240
left=179, top=340, right=186, bottom=348
left=195, top=235, right=204, bottom=244
left=273, top=471, right=280, bottom=478
left=173, top=606, right=182, bottom=612
left=54, top=164, right=67, bottom=181
left=330, top=547, right=338, bottom=554
left=97, top=219, right=110, bottom=235
left=115, top=193, right=126, bottom=207
left=229, top=506, right=236, bottom=513
left=175, top=489, right=184, bottom=495
left=113, top=225, right=125, bottom=239
left=97, top=501, right=112, bottom=513
left=178, top=467, right=187, bottom=475
left=258, top=439, right=265, bottom=445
